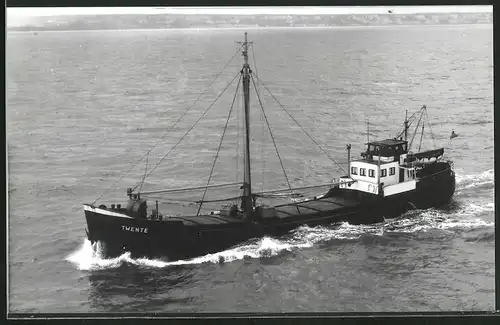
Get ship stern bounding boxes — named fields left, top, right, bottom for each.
left=414, top=162, right=456, bottom=209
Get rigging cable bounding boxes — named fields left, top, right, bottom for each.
left=408, top=108, right=424, bottom=151
left=418, top=122, right=425, bottom=152
left=251, top=44, right=259, bottom=89
left=141, top=196, right=198, bottom=205
left=196, top=195, right=244, bottom=204
left=251, top=43, right=267, bottom=191
left=254, top=183, right=343, bottom=197
left=139, top=182, right=242, bottom=195
left=251, top=44, right=266, bottom=194
left=236, top=80, right=240, bottom=185
left=138, top=152, right=149, bottom=194
left=133, top=71, right=242, bottom=192
left=253, top=74, right=347, bottom=175
left=251, top=74, right=299, bottom=212
left=197, top=74, right=242, bottom=215
left=251, top=45, right=263, bottom=193
left=92, top=44, right=245, bottom=204
left=423, top=106, right=437, bottom=149
left=395, top=110, right=419, bottom=139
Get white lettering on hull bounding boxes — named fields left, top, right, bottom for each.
left=121, top=225, right=148, bottom=233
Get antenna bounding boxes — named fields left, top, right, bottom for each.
left=346, top=144, right=352, bottom=176
left=404, top=109, right=408, bottom=142
left=367, top=120, right=370, bottom=146
left=237, top=32, right=254, bottom=67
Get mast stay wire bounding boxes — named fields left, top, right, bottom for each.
left=133, top=71, right=242, bottom=192
left=423, top=106, right=437, bottom=149
left=92, top=44, right=245, bottom=204
left=401, top=106, right=436, bottom=151
left=235, top=79, right=240, bottom=185
left=137, top=152, right=149, bottom=194
left=253, top=74, right=347, bottom=175
left=409, top=110, right=424, bottom=151
left=395, top=105, right=438, bottom=148
left=395, top=110, right=419, bottom=139
left=418, top=122, right=425, bottom=153
left=197, top=74, right=243, bottom=215
left=251, top=44, right=266, bottom=194
left=250, top=74, right=296, bottom=198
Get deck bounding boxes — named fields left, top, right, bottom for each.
left=272, top=196, right=360, bottom=219
left=166, top=195, right=361, bottom=226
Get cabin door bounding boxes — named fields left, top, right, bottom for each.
left=399, top=168, right=405, bottom=183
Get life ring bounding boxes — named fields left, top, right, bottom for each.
left=98, top=204, right=107, bottom=209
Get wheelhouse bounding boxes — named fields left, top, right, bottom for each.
left=363, top=138, right=408, bottom=161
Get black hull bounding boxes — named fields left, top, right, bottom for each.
left=84, top=166, right=455, bottom=261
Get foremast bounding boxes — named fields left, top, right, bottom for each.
left=238, top=32, right=254, bottom=218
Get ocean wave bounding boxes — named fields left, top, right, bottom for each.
left=463, top=230, right=495, bottom=243
left=377, top=202, right=493, bottom=234
left=455, top=119, right=492, bottom=126
left=66, top=237, right=311, bottom=271
left=66, top=200, right=493, bottom=271
left=130, top=127, right=172, bottom=133
left=455, top=169, right=494, bottom=192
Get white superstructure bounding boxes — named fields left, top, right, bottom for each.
left=338, top=139, right=417, bottom=197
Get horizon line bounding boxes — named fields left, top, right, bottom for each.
left=7, top=6, right=493, bottom=17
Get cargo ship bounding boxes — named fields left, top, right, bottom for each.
left=84, top=33, right=455, bottom=261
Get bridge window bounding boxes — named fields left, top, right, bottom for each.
left=389, top=167, right=395, bottom=175
left=360, top=168, right=366, bottom=176
left=381, top=169, right=387, bottom=177
left=368, top=169, right=375, bottom=177
left=351, top=167, right=358, bottom=175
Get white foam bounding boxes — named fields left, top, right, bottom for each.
left=435, top=218, right=492, bottom=230
left=455, top=169, right=494, bottom=191
left=66, top=201, right=494, bottom=270
left=465, top=202, right=494, bottom=213
left=66, top=235, right=310, bottom=271
left=66, top=240, right=169, bottom=270
left=164, top=236, right=314, bottom=266
left=66, top=240, right=124, bottom=271
left=383, top=202, right=494, bottom=234
left=292, top=222, right=385, bottom=242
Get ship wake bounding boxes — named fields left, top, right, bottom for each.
left=455, top=169, right=494, bottom=192
left=66, top=201, right=492, bottom=271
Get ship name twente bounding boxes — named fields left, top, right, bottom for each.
left=121, top=225, right=148, bottom=233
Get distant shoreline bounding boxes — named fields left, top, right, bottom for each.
left=7, top=12, right=492, bottom=32
left=7, top=23, right=493, bottom=34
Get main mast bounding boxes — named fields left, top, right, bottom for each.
left=238, top=32, right=254, bottom=217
